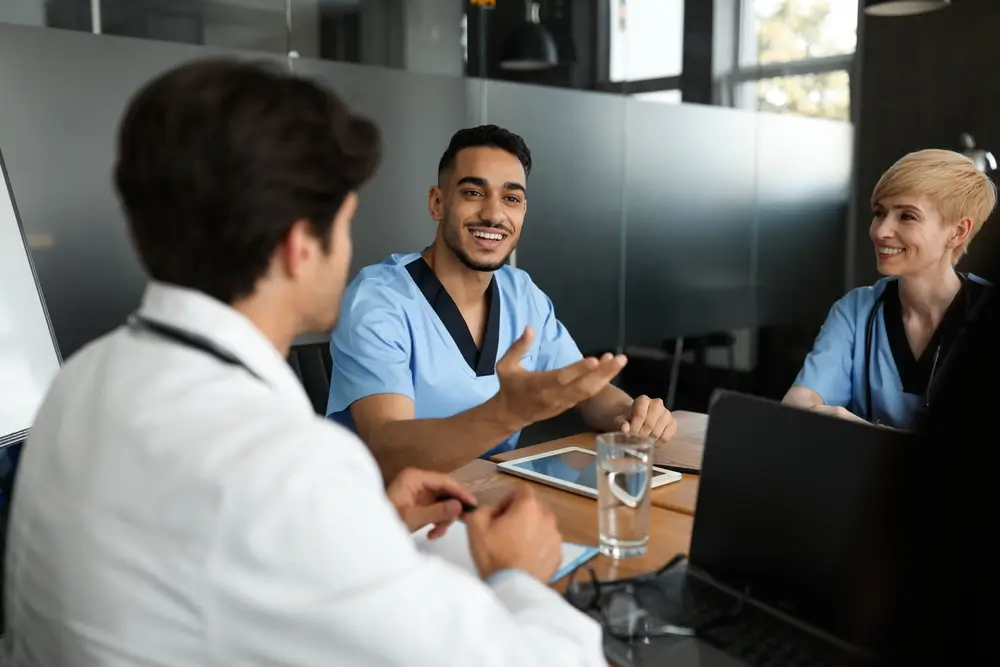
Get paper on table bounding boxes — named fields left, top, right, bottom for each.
left=412, top=520, right=599, bottom=584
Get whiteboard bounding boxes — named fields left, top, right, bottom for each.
left=0, top=147, right=61, bottom=448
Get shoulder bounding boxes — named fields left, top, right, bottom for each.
left=341, top=253, right=422, bottom=321
left=222, top=414, right=378, bottom=492
left=494, top=265, right=551, bottom=308
left=828, top=278, right=892, bottom=319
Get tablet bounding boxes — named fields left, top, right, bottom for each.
left=497, top=446, right=683, bottom=498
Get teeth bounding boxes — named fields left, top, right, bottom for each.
left=472, top=231, right=504, bottom=241
left=878, top=247, right=904, bottom=255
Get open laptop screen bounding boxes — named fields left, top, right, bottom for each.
left=691, top=393, right=915, bottom=651
left=0, top=146, right=62, bottom=449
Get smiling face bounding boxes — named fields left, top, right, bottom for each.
left=429, top=146, right=526, bottom=272
left=870, top=195, right=970, bottom=277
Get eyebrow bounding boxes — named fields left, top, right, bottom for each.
left=456, top=176, right=526, bottom=193
left=874, top=202, right=922, bottom=214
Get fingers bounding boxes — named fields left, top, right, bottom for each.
left=463, top=503, right=491, bottom=532
left=421, top=472, right=478, bottom=508
left=403, top=499, right=462, bottom=537
left=615, top=414, right=630, bottom=434
left=653, top=408, right=678, bottom=442
left=563, top=353, right=628, bottom=400
left=393, top=468, right=477, bottom=508
left=553, top=353, right=627, bottom=387
left=496, top=326, right=535, bottom=371
left=629, top=395, right=651, bottom=435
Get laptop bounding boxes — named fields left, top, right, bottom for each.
left=594, top=392, right=917, bottom=667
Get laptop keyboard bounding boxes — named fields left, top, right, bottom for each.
left=639, top=571, right=866, bottom=667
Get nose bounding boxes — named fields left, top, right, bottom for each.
left=870, top=215, right=894, bottom=240
left=479, top=195, right=506, bottom=226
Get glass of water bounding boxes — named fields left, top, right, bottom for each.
left=596, top=432, right=653, bottom=559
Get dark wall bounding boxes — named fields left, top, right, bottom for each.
left=855, top=0, right=1000, bottom=286
left=0, top=21, right=851, bottom=361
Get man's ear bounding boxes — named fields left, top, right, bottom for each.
left=428, top=185, right=445, bottom=222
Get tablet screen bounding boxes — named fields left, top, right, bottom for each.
left=507, top=449, right=672, bottom=491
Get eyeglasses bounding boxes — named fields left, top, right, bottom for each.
left=564, top=553, right=750, bottom=644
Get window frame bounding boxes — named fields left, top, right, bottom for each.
left=718, top=0, right=857, bottom=119
left=596, top=0, right=683, bottom=99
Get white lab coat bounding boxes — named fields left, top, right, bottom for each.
left=1, top=283, right=604, bottom=667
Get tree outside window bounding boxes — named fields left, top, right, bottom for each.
left=743, top=0, right=857, bottom=121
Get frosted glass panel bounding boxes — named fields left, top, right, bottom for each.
left=0, top=150, right=60, bottom=448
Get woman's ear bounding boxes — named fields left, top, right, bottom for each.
left=949, top=217, right=974, bottom=249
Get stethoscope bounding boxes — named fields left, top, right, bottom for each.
left=127, top=314, right=265, bottom=383
left=862, top=273, right=982, bottom=422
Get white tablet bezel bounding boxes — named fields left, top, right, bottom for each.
left=496, top=446, right=682, bottom=498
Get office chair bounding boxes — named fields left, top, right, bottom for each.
left=286, top=343, right=333, bottom=415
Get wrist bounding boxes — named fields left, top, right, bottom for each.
left=482, top=393, right=529, bottom=434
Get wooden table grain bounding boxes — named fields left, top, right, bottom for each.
left=450, top=458, right=693, bottom=587
left=490, top=411, right=708, bottom=516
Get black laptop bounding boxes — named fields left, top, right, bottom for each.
left=590, top=392, right=917, bottom=667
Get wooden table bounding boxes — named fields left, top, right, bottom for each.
left=491, top=411, right=708, bottom=516
left=451, top=459, right=693, bottom=585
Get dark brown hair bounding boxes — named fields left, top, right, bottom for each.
left=437, top=124, right=532, bottom=180
left=114, top=58, right=381, bottom=303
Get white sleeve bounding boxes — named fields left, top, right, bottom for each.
left=205, top=422, right=605, bottom=667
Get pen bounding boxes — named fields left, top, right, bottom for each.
left=436, top=494, right=478, bottom=514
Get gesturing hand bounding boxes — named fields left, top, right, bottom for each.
left=614, top=395, right=677, bottom=443
left=493, top=326, right=628, bottom=429
left=386, top=468, right=478, bottom=538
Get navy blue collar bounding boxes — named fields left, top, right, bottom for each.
left=405, top=257, right=501, bottom=377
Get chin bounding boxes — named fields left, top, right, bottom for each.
left=876, top=263, right=904, bottom=277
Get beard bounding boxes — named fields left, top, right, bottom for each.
left=442, top=217, right=516, bottom=272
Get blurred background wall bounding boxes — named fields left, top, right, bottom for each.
left=9, top=1, right=984, bottom=436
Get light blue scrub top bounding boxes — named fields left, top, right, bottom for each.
left=327, top=252, right=584, bottom=457
left=794, top=278, right=920, bottom=429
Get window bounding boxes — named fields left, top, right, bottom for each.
left=746, top=0, right=857, bottom=65
left=724, top=0, right=858, bottom=121
left=742, top=71, right=850, bottom=120
left=609, top=0, right=684, bottom=82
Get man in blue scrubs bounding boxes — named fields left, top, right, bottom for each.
left=328, top=125, right=675, bottom=479
left=784, top=149, right=995, bottom=429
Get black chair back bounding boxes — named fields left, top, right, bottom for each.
left=287, top=342, right=333, bottom=416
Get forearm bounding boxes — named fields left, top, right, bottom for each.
left=368, top=398, right=524, bottom=483
left=576, top=385, right=632, bottom=433
left=782, top=386, right=824, bottom=409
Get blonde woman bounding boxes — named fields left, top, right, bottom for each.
left=784, top=149, right=996, bottom=428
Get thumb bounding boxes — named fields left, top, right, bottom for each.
left=463, top=504, right=493, bottom=535
left=615, top=415, right=630, bottom=433
left=498, top=326, right=535, bottom=369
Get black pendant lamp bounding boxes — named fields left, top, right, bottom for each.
left=499, top=1, right=558, bottom=71
left=864, top=0, right=950, bottom=16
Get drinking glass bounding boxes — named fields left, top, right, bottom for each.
left=596, top=432, right=653, bottom=558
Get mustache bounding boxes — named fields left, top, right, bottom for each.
left=464, top=220, right=513, bottom=235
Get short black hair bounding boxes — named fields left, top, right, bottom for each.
left=114, top=58, right=381, bottom=304
left=437, top=125, right=532, bottom=180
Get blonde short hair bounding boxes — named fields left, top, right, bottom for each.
left=871, top=149, right=997, bottom=257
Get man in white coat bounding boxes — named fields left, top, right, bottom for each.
left=1, top=59, right=605, bottom=666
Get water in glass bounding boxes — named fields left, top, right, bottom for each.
left=597, top=433, right=653, bottom=558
